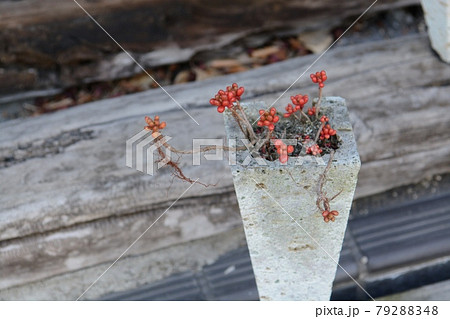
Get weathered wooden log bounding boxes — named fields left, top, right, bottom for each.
left=0, top=0, right=419, bottom=93
left=0, top=34, right=449, bottom=299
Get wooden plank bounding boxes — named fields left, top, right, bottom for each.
left=0, top=192, right=242, bottom=291
left=0, top=227, right=247, bottom=300
left=1, top=34, right=449, bottom=294
left=0, top=0, right=419, bottom=93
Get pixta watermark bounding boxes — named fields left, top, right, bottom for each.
left=126, top=130, right=325, bottom=175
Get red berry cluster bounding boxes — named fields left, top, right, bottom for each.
left=257, top=107, right=279, bottom=131
left=307, top=106, right=316, bottom=116
left=310, top=70, right=327, bottom=88
left=144, top=115, right=166, bottom=133
left=319, top=124, right=337, bottom=140
left=209, top=83, right=245, bottom=113
left=320, top=115, right=329, bottom=123
left=291, top=94, right=308, bottom=108
left=274, top=139, right=294, bottom=163
left=322, top=210, right=339, bottom=223
left=283, top=104, right=299, bottom=118
left=283, top=94, right=308, bottom=118
left=306, top=144, right=322, bottom=156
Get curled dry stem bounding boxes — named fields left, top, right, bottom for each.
left=316, top=150, right=342, bottom=223
left=316, top=150, right=334, bottom=209
left=156, top=146, right=213, bottom=187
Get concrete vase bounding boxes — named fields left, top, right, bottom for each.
left=223, top=97, right=360, bottom=300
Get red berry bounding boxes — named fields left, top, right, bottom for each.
left=258, top=108, right=279, bottom=131
left=311, top=70, right=327, bottom=88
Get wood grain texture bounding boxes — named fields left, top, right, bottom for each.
left=0, top=0, right=419, bottom=93
left=1, top=34, right=449, bottom=294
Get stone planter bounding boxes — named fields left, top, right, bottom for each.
left=421, top=0, right=450, bottom=63
left=223, top=97, right=360, bottom=300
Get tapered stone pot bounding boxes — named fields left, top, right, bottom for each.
left=421, top=0, right=450, bottom=63
left=223, top=97, right=360, bottom=300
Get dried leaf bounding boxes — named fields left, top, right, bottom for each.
left=298, top=30, right=333, bottom=54
left=193, top=67, right=221, bottom=81
left=209, top=59, right=243, bottom=69
left=174, top=70, right=192, bottom=84
left=250, top=46, right=281, bottom=59
left=44, top=97, right=74, bottom=111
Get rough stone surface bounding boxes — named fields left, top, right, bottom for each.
left=421, top=0, right=450, bottom=63
left=223, top=98, right=360, bottom=300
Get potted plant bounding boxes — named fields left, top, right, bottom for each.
left=143, top=71, right=360, bottom=300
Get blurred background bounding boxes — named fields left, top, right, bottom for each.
left=0, top=0, right=449, bottom=300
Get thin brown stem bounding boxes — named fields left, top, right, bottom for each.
left=314, top=122, right=325, bottom=143
left=229, top=108, right=247, bottom=137
left=292, top=113, right=302, bottom=123
left=251, top=129, right=272, bottom=155
left=152, top=132, right=246, bottom=155
left=315, top=87, right=322, bottom=116
left=235, top=101, right=257, bottom=143
left=299, top=110, right=313, bottom=124
left=163, top=141, right=246, bottom=154
left=329, top=189, right=343, bottom=202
